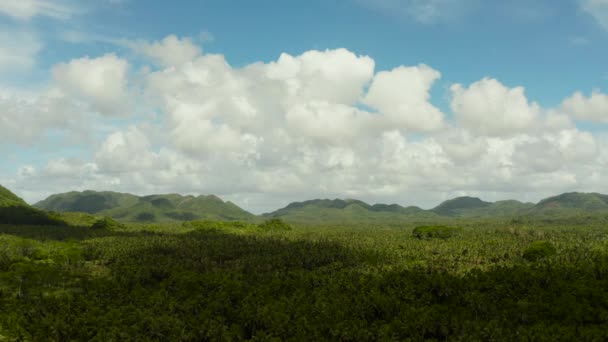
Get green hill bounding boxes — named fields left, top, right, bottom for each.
left=525, top=192, right=608, bottom=218
left=0, top=184, right=27, bottom=207
left=432, top=197, right=534, bottom=218
left=35, top=191, right=255, bottom=223
left=263, top=199, right=440, bottom=224
left=33, top=190, right=139, bottom=214
left=432, top=196, right=492, bottom=216
left=0, top=185, right=65, bottom=225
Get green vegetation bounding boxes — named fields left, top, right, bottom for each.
left=1, top=217, right=608, bottom=340
left=264, top=198, right=440, bottom=224
left=4, top=184, right=608, bottom=339
left=90, top=217, right=126, bottom=230
left=258, top=218, right=292, bottom=231
left=412, top=225, right=462, bottom=239
left=523, top=241, right=557, bottom=261
left=0, top=185, right=65, bottom=226
left=35, top=191, right=255, bottom=223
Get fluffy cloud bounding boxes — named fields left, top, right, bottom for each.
left=265, top=49, right=375, bottom=105
left=364, top=64, right=444, bottom=132
left=561, top=90, right=608, bottom=122
left=133, top=35, right=202, bottom=67
left=450, top=78, right=540, bottom=136
left=5, top=43, right=608, bottom=213
left=52, top=54, right=130, bottom=116
left=0, top=0, right=73, bottom=20
left=582, top=0, right=608, bottom=31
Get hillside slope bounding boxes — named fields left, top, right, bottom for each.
left=0, top=185, right=65, bottom=225
left=525, top=192, right=608, bottom=217
left=263, top=199, right=440, bottom=224
left=35, top=191, right=255, bottom=223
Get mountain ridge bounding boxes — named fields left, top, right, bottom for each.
left=34, top=190, right=255, bottom=223
left=27, top=188, right=608, bottom=224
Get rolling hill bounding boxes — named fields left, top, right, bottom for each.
left=524, top=192, right=608, bottom=218
left=29, top=188, right=608, bottom=224
left=34, top=190, right=255, bottom=223
left=263, top=198, right=440, bottom=224
left=0, top=185, right=65, bottom=225
left=432, top=197, right=534, bottom=217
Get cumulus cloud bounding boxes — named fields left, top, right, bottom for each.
left=0, top=0, right=74, bottom=20
left=5, top=44, right=608, bottom=213
left=52, top=54, right=130, bottom=116
left=561, top=90, right=608, bottom=122
left=450, top=78, right=540, bottom=136
left=265, top=49, right=375, bottom=105
left=364, top=64, right=444, bottom=132
left=582, top=0, right=608, bottom=30
left=132, top=35, right=202, bottom=67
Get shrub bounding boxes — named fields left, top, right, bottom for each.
left=412, top=225, right=462, bottom=239
left=136, top=212, right=156, bottom=222
left=258, top=218, right=292, bottom=231
left=0, top=205, right=66, bottom=226
left=523, top=241, right=556, bottom=261
left=183, top=220, right=252, bottom=231
left=91, top=217, right=125, bottom=230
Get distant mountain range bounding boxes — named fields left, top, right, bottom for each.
left=0, top=186, right=601, bottom=224
left=33, top=190, right=255, bottom=223
left=262, top=193, right=608, bottom=223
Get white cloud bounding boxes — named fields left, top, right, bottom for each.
left=265, top=48, right=375, bottom=105
left=95, top=126, right=158, bottom=173
left=0, top=0, right=74, bottom=20
left=285, top=102, right=372, bottom=145
left=132, top=35, right=202, bottom=67
left=5, top=45, right=608, bottom=213
left=450, top=78, right=540, bottom=136
left=0, top=87, right=85, bottom=145
left=561, top=90, right=608, bottom=122
left=0, top=31, right=42, bottom=71
left=364, top=64, right=444, bottom=132
left=582, top=0, right=608, bottom=30
left=52, top=54, right=130, bottom=116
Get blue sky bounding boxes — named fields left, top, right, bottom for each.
left=1, top=0, right=607, bottom=212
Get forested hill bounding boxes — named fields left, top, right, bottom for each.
left=34, top=190, right=255, bottom=223
left=263, top=192, right=608, bottom=223
left=262, top=198, right=440, bottom=224
left=25, top=188, right=608, bottom=224
left=0, top=184, right=65, bottom=225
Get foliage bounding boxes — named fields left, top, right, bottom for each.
left=91, top=217, right=126, bottom=230
left=35, top=190, right=256, bottom=223
left=523, top=240, right=557, bottom=261
left=0, top=205, right=66, bottom=226
left=412, top=225, right=462, bottom=239
left=0, top=184, right=27, bottom=207
left=257, top=218, right=292, bottom=231
left=2, top=217, right=608, bottom=340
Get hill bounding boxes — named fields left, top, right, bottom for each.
left=525, top=192, right=608, bottom=218
left=0, top=185, right=65, bottom=225
left=35, top=191, right=255, bottom=223
left=432, top=196, right=491, bottom=216
left=432, top=197, right=534, bottom=217
left=263, top=198, right=440, bottom=224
